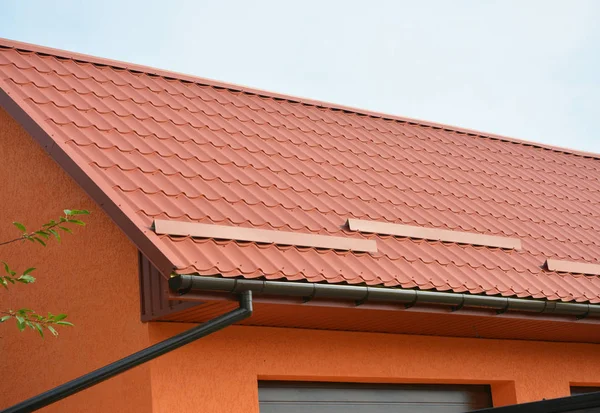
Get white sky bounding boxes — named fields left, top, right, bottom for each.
left=2, top=0, right=599, bottom=152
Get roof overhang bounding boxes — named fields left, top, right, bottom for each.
left=135, top=252, right=600, bottom=344
left=158, top=278, right=600, bottom=344
left=124, top=254, right=600, bottom=345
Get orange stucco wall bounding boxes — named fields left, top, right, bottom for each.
left=148, top=323, right=600, bottom=412
left=0, top=108, right=152, bottom=412
left=3, top=105, right=600, bottom=412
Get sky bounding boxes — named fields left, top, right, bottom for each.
left=1, top=0, right=599, bottom=153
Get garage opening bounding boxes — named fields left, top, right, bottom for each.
left=259, top=381, right=492, bottom=412
left=571, top=386, right=600, bottom=395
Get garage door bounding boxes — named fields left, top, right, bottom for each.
left=571, top=387, right=600, bottom=395
left=259, top=382, right=492, bottom=413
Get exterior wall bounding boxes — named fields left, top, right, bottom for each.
left=148, top=323, right=600, bottom=412
left=0, top=108, right=152, bottom=412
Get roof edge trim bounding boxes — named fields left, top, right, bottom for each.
left=1, top=37, right=598, bottom=160
left=170, top=275, right=600, bottom=319
left=347, top=219, right=521, bottom=250
left=0, top=79, right=177, bottom=277
left=154, top=219, right=377, bottom=253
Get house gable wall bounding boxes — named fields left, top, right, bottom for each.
left=0, top=108, right=152, bottom=413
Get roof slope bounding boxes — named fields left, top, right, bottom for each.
left=1, top=38, right=600, bottom=303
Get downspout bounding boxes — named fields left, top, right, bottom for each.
left=1, top=291, right=253, bottom=413
left=170, top=275, right=600, bottom=319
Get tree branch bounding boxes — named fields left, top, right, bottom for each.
left=1, top=309, right=73, bottom=337
left=0, top=237, right=27, bottom=247
left=1, top=209, right=88, bottom=249
left=1, top=208, right=89, bottom=338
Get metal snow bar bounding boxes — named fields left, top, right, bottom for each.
left=347, top=218, right=522, bottom=250
left=170, top=275, right=600, bottom=319
left=1, top=291, right=253, bottom=413
left=471, top=391, right=600, bottom=413
left=545, top=258, right=600, bottom=276
left=153, top=219, right=378, bottom=253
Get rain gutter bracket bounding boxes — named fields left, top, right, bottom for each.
left=495, top=301, right=511, bottom=315
left=404, top=296, right=418, bottom=309
left=450, top=296, right=466, bottom=312
left=355, top=288, right=370, bottom=307
left=302, top=285, right=317, bottom=303
left=576, top=307, right=591, bottom=320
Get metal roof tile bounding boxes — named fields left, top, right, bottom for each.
left=2, top=39, right=600, bottom=302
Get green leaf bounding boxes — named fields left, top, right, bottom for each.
left=48, top=229, right=60, bottom=242
left=0, top=315, right=11, bottom=322
left=35, top=231, right=50, bottom=240
left=33, top=237, right=46, bottom=247
left=53, top=314, right=68, bottom=322
left=66, top=219, right=85, bottom=226
left=18, top=274, right=35, bottom=284
left=2, top=261, right=15, bottom=276
left=13, top=222, right=26, bottom=232
left=0, top=278, right=7, bottom=289
left=47, top=326, right=58, bottom=337
left=42, top=220, right=57, bottom=228
left=64, top=209, right=72, bottom=216
left=22, top=267, right=36, bottom=275
left=55, top=321, right=73, bottom=326
left=58, top=226, right=72, bottom=234
left=5, top=276, right=15, bottom=284
left=17, top=308, right=33, bottom=315
left=34, top=323, right=44, bottom=338
left=70, top=210, right=90, bottom=216
left=15, top=316, right=25, bottom=331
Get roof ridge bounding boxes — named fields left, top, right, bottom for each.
left=1, top=36, right=599, bottom=160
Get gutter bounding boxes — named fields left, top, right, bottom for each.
left=170, top=275, right=600, bottom=319
left=1, top=291, right=253, bottom=413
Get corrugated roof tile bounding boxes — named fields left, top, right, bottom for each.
left=2, top=40, right=600, bottom=302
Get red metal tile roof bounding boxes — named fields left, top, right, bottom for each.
left=1, top=38, right=600, bottom=303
